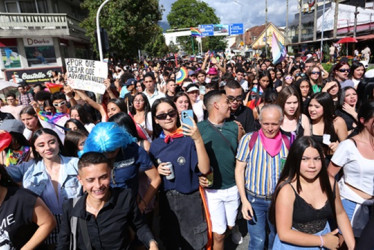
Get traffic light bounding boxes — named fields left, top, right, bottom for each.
left=95, top=28, right=109, bottom=54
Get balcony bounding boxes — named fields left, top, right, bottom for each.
left=0, top=13, right=88, bottom=41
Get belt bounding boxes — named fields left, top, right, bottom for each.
left=246, top=190, right=272, bottom=201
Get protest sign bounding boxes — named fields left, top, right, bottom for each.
left=66, top=58, right=107, bottom=94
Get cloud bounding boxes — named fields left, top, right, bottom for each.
left=159, top=0, right=299, bottom=29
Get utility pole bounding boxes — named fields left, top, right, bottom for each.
left=298, top=0, right=302, bottom=43
left=96, top=0, right=111, bottom=61
left=265, top=0, right=268, bottom=58
left=320, top=0, right=326, bottom=63
left=333, top=0, right=339, bottom=39
left=353, top=5, right=359, bottom=37
left=286, top=0, right=289, bottom=45
left=313, top=0, right=318, bottom=41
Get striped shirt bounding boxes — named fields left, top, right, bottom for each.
left=236, top=132, right=289, bottom=196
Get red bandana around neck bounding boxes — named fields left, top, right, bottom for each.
left=161, top=127, right=184, bottom=143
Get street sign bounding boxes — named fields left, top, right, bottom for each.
left=229, top=23, right=244, bottom=35
left=199, top=24, right=214, bottom=37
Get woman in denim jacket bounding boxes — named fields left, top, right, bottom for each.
left=6, top=128, right=81, bottom=249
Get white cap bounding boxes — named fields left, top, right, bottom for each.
left=186, top=86, right=199, bottom=93
left=364, top=69, right=374, bottom=78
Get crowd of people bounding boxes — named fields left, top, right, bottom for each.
left=0, top=48, right=373, bottom=250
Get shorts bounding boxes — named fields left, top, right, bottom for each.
left=204, top=185, right=240, bottom=234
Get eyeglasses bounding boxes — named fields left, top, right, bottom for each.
left=134, top=99, right=145, bottom=103
left=296, top=73, right=306, bottom=77
left=227, top=95, right=243, bottom=102
left=311, top=71, right=321, bottom=75
left=285, top=76, right=293, bottom=80
left=53, top=101, right=67, bottom=107
left=338, top=69, right=350, bottom=73
left=6, top=98, right=14, bottom=101
left=155, top=109, right=178, bottom=120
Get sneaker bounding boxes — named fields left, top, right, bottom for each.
left=231, top=225, right=243, bottom=245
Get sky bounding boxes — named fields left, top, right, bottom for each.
left=159, top=0, right=299, bottom=29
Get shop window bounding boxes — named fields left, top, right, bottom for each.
left=1, top=46, right=21, bottom=68
left=4, top=0, right=48, bottom=13
left=25, top=46, right=57, bottom=66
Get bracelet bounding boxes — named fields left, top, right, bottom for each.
left=319, top=235, right=324, bottom=248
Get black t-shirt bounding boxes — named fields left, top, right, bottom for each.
left=0, top=112, right=15, bottom=125
left=0, top=187, right=38, bottom=249
left=228, top=105, right=256, bottom=133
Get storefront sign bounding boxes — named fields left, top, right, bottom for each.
left=5, top=67, right=62, bottom=85
left=23, top=37, right=53, bottom=47
left=66, top=58, right=107, bottom=94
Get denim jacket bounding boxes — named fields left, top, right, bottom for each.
left=6, top=155, right=81, bottom=201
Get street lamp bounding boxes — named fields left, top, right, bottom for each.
left=96, top=0, right=111, bottom=62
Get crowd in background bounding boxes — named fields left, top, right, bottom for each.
left=0, top=48, right=373, bottom=249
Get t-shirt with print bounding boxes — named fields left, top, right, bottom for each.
left=0, top=187, right=38, bottom=249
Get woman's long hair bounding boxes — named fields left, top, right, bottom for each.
left=276, top=85, right=302, bottom=121
left=269, top=136, right=336, bottom=227
left=0, top=164, right=18, bottom=187
left=30, top=128, right=65, bottom=163
left=151, top=98, right=181, bottom=140
left=307, top=92, right=337, bottom=141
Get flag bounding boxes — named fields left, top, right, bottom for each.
left=45, top=82, right=63, bottom=94
left=271, top=32, right=287, bottom=65
left=176, top=67, right=188, bottom=85
left=190, top=27, right=202, bottom=37
left=144, top=60, right=149, bottom=69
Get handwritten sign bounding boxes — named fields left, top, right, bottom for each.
left=66, top=58, right=107, bottom=94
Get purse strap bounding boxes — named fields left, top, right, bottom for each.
left=207, top=121, right=235, bottom=154
left=79, top=217, right=92, bottom=250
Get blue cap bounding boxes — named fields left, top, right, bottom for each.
left=125, top=78, right=137, bottom=86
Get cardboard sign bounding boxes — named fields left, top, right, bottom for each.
left=66, top=58, right=107, bottom=94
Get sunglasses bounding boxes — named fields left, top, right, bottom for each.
left=155, top=109, right=178, bottom=120
left=285, top=76, right=293, bottom=80
left=227, top=95, right=243, bottom=102
left=53, top=101, right=67, bottom=107
left=311, top=71, right=321, bottom=75
left=338, top=69, right=350, bottom=73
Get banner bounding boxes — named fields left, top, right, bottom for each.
left=5, top=67, right=62, bottom=85
left=66, top=58, right=108, bottom=94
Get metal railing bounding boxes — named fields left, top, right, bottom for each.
left=0, top=13, right=85, bottom=33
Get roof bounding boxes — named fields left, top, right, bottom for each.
left=244, top=24, right=267, bottom=45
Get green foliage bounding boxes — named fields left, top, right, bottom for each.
left=167, top=0, right=226, bottom=54
left=168, top=41, right=179, bottom=54
left=80, top=0, right=162, bottom=59
left=144, top=26, right=169, bottom=58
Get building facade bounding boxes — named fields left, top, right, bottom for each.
left=0, top=0, right=90, bottom=84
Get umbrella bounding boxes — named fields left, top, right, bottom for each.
left=0, top=80, right=18, bottom=92
left=337, top=37, right=358, bottom=43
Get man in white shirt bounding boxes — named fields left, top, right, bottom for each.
left=143, top=73, right=165, bottom=107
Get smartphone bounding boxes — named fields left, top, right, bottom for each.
left=181, top=110, right=194, bottom=128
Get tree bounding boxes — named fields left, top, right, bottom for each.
left=80, top=0, right=162, bottom=59
left=167, top=0, right=226, bottom=54
left=144, top=26, right=169, bottom=58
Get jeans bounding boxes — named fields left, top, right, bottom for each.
left=160, top=190, right=207, bottom=249
left=246, top=192, right=275, bottom=250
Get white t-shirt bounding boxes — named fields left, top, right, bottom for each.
left=331, top=139, right=374, bottom=196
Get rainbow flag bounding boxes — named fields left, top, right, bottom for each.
left=271, top=32, right=287, bottom=65
left=144, top=60, right=149, bottom=69
left=176, top=67, right=188, bottom=85
left=37, top=111, right=69, bottom=130
left=190, top=27, right=202, bottom=37
left=46, top=82, right=63, bottom=94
